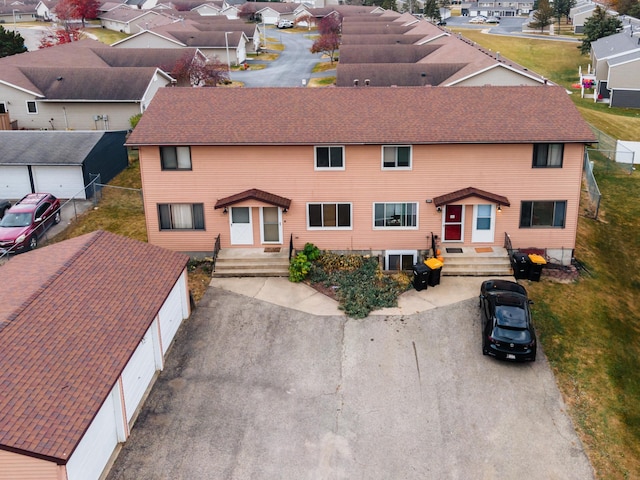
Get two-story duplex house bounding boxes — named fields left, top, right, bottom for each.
left=127, top=86, right=595, bottom=268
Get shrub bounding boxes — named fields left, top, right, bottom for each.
left=289, top=253, right=311, bottom=283
left=302, top=242, right=320, bottom=261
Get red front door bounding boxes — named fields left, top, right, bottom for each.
left=443, top=205, right=463, bottom=241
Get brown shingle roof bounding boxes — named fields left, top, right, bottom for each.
left=0, top=231, right=188, bottom=462
left=214, top=189, right=292, bottom=209
left=433, top=187, right=511, bottom=207
left=338, top=44, right=441, bottom=63
left=127, top=86, right=596, bottom=146
left=336, top=63, right=466, bottom=87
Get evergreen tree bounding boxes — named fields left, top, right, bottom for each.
left=580, top=6, right=622, bottom=54
left=529, top=0, right=554, bottom=32
left=0, top=25, right=27, bottom=58
left=423, top=0, right=440, bottom=20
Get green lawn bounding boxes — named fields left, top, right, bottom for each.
left=456, top=28, right=640, bottom=479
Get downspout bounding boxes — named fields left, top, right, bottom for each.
left=62, top=106, right=69, bottom=130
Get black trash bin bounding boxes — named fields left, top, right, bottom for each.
left=425, top=258, right=444, bottom=287
left=412, top=263, right=430, bottom=291
left=511, top=252, right=530, bottom=279
left=527, top=254, right=547, bottom=282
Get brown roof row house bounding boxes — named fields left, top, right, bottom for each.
left=0, top=230, right=190, bottom=480
left=126, top=85, right=595, bottom=270
left=336, top=12, right=549, bottom=87
left=0, top=39, right=208, bottom=130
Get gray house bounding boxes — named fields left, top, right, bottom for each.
left=0, top=130, right=129, bottom=199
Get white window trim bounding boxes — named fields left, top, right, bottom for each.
left=372, top=202, right=419, bottom=230
left=306, top=202, right=353, bottom=230
left=381, top=145, right=412, bottom=170
left=385, top=250, right=418, bottom=271
left=314, top=146, right=345, bottom=171
left=26, top=100, right=38, bottom=115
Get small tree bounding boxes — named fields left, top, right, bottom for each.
left=39, top=26, right=84, bottom=48
left=238, top=3, right=257, bottom=22
left=0, top=25, right=27, bottom=58
left=310, top=32, right=340, bottom=64
left=54, top=0, right=100, bottom=28
left=167, top=52, right=230, bottom=86
left=529, top=0, right=554, bottom=32
left=580, top=6, right=623, bottom=54
left=318, top=13, right=341, bottom=35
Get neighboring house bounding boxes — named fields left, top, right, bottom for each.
left=127, top=86, right=595, bottom=267
left=0, top=4, right=37, bottom=24
left=336, top=13, right=549, bottom=87
left=0, top=39, right=201, bottom=130
left=583, top=27, right=640, bottom=108
left=251, top=1, right=298, bottom=25
left=126, top=0, right=158, bottom=9
left=0, top=130, right=129, bottom=199
left=0, top=230, right=190, bottom=480
left=191, top=1, right=224, bottom=16
left=464, top=0, right=534, bottom=17
left=569, top=1, right=618, bottom=33
left=112, top=19, right=248, bottom=64
left=99, top=5, right=174, bottom=33
left=35, top=0, right=59, bottom=21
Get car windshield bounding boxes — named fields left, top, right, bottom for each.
left=495, top=304, right=527, bottom=328
left=0, top=212, right=31, bottom=228
left=493, top=326, right=531, bottom=343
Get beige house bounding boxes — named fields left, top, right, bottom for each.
left=128, top=86, right=595, bottom=268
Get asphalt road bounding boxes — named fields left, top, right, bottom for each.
left=107, top=289, right=594, bottom=480
left=231, top=27, right=333, bottom=87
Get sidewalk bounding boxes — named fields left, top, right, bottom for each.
left=209, top=275, right=497, bottom=316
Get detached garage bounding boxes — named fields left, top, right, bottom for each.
left=0, top=231, right=190, bottom=480
left=0, top=130, right=129, bottom=200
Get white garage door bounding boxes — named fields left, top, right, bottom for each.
left=0, top=166, right=31, bottom=199
left=121, top=329, right=157, bottom=423
left=66, top=386, right=119, bottom=480
left=159, top=272, right=188, bottom=355
left=32, top=165, right=85, bottom=199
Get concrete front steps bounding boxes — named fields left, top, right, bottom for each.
left=212, top=248, right=290, bottom=277
left=439, top=246, right=513, bottom=277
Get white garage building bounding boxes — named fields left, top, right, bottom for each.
left=0, top=230, right=190, bottom=480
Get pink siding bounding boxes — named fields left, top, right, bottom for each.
left=0, top=449, right=67, bottom=480
left=139, top=142, right=584, bottom=253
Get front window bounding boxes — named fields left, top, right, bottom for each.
left=374, top=202, right=418, bottom=228
left=315, top=146, right=344, bottom=169
left=0, top=102, right=7, bottom=114
left=532, top=144, right=563, bottom=167
left=160, top=146, right=192, bottom=170
left=519, top=201, right=566, bottom=228
left=308, top=203, right=351, bottom=229
left=27, top=101, right=37, bottom=114
left=158, top=203, right=205, bottom=230
left=382, top=146, right=411, bottom=169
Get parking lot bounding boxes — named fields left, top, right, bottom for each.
left=107, top=286, right=594, bottom=480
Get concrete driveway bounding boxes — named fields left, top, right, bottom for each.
left=107, top=285, right=593, bottom=480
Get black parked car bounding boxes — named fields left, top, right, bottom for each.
left=479, top=279, right=536, bottom=361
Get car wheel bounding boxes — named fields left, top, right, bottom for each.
left=28, top=236, right=37, bottom=251
left=54, top=211, right=61, bottom=224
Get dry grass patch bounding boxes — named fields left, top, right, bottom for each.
left=312, top=62, right=337, bottom=73
left=308, top=76, right=335, bottom=87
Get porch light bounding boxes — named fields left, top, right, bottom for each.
left=223, top=207, right=228, bottom=214
left=283, top=208, right=288, bottom=213
left=497, top=205, right=502, bottom=213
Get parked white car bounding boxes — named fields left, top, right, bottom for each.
left=277, top=19, right=294, bottom=29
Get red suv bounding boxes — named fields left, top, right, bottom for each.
left=0, top=193, right=61, bottom=254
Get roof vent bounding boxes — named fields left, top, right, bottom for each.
left=56, top=76, right=63, bottom=81
left=364, top=79, right=370, bottom=86
left=354, top=79, right=359, bottom=87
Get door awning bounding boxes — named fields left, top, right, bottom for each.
left=214, top=189, right=292, bottom=210
left=432, top=187, right=510, bottom=208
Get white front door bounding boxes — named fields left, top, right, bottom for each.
left=260, top=206, right=282, bottom=243
left=471, top=204, right=496, bottom=243
left=230, top=207, right=253, bottom=245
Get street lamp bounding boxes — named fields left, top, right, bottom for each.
left=224, top=31, right=232, bottom=73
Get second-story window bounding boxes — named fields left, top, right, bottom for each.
left=382, top=146, right=411, bottom=169
left=533, top=144, right=563, bottom=168
left=315, top=146, right=344, bottom=169
left=160, top=146, right=192, bottom=170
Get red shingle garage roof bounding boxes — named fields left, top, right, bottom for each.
left=0, top=231, right=188, bottom=463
